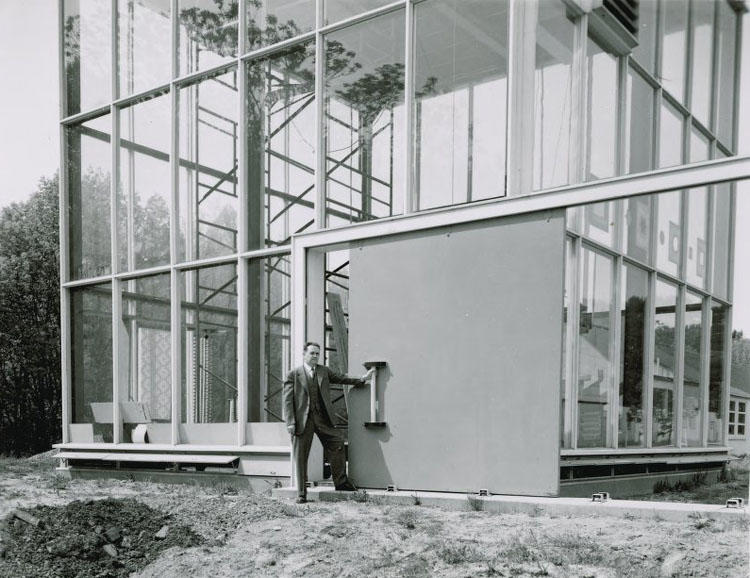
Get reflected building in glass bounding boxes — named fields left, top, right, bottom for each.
left=58, top=0, right=746, bottom=496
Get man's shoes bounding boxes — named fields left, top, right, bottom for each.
left=296, top=496, right=307, bottom=504
left=336, top=481, right=357, bottom=492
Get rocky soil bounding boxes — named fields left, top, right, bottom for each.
left=0, top=454, right=748, bottom=577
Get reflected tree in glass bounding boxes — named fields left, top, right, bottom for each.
left=682, top=292, right=703, bottom=447
left=708, top=303, right=728, bottom=444
left=178, top=0, right=239, bottom=75
left=653, top=280, right=678, bottom=446
left=619, top=264, right=647, bottom=448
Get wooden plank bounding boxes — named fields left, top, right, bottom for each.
left=326, top=292, right=348, bottom=373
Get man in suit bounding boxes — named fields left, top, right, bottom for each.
left=283, top=341, right=374, bottom=503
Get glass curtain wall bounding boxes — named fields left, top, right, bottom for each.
left=61, top=1, right=740, bottom=445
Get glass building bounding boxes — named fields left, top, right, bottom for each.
left=57, top=0, right=746, bottom=496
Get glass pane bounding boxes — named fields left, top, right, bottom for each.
left=631, top=0, right=657, bottom=73
left=716, top=1, right=737, bottom=148
left=659, top=100, right=684, bottom=169
left=577, top=247, right=613, bottom=448
left=247, top=255, right=291, bottom=422
left=708, top=302, right=728, bottom=444
left=661, top=0, right=687, bottom=103
left=583, top=202, right=615, bottom=248
left=118, top=93, right=171, bottom=272
left=686, top=188, right=708, bottom=288
left=739, top=425, right=745, bottom=436
left=729, top=424, right=734, bottom=435
left=586, top=38, right=617, bottom=181
left=618, top=263, right=648, bottom=448
left=729, top=400, right=735, bottom=411
left=561, top=237, right=573, bottom=448
left=118, top=0, right=171, bottom=97
left=653, top=279, right=678, bottom=446
left=178, top=0, right=238, bottom=76
left=712, top=183, right=731, bottom=300
left=120, top=274, right=171, bottom=442
left=247, top=43, right=316, bottom=249
left=179, top=68, right=239, bottom=261
left=656, top=191, right=681, bottom=277
left=415, top=0, right=509, bottom=210
left=324, top=0, right=393, bottom=24
left=324, top=9, right=405, bottom=226
left=623, top=196, right=652, bottom=264
left=181, top=263, right=238, bottom=424
left=740, top=402, right=746, bottom=413
left=68, top=114, right=112, bottom=280
left=626, top=68, right=654, bottom=175
left=689, top=0, right=714, bottom=128
left=690, top=126, right=710, bottom=163
left=63, top=0, right=112, bottom=115
left=533, top=0, right=575, bottom=190
left=71, top=283, right=113, bottom=442
left=247, top=0, right=315, bottom=51
left=682, top=291, right=703, bottom=447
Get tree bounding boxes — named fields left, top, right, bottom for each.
left=0, top=176, right=62, bottom=456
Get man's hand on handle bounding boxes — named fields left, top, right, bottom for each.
left=360, top=367, right=376, bottom=383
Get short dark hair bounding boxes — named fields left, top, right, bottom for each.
left=303, top=341, right=321, bottom=352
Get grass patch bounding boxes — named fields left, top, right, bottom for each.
left=395, top=508, right=419, bottom=530
left=437, top=540, right=480, bottom=564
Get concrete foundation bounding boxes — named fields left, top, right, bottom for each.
left=272, top=486, right=748, bottom=523
left=59, top=466, right=290, bottom=493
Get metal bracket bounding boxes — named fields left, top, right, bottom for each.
left=363, top=361, right=387, bottom=427
left=386, top=484, right=397, bottom=492
left=591, top=492, right=609, bottom=502
left=478, top=489, right=489, bottom=497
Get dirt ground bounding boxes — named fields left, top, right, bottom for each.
left=0, top=454, right=748, bottom=578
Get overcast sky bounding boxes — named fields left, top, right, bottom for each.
left=0, top=1, right=749, bottom=332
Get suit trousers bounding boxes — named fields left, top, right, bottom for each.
left=292, top=410, right=348, bottom=497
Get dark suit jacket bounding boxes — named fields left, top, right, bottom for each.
left=283, top=365, right=364, bottom=435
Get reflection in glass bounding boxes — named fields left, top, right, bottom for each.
left=118, top=0, right=171, bottom=97
left=682, top=291, right=703, bottom=447
left=689, top=0, right=714, bottom=129
left=120, top=274, right=171, bottom=442
left=324, top=0, right=393, bottom=24
left=63, top=0, right=111, bottom=115
left=716, top=1, right=737, bottom=148
left=577, top=247, right=613, bottom=448
left=247, top=255, right=291, bottom=422
left=247, top=0, right=315, bottom=51
left=247, top=43, right=316, bottom=249
left=619, top=264, right=647, bottom=448
left=656, top=191, right=681, bottom=277
left=324, top=10, right=405, bottom=226
left=583, top=202, right=615, bottom=248
left=533, top=0, right=575, bottom=190
left=626, top=68, right=654, bottom=175
left=623, top=196, right=651, bottom=264
left=118, top=94, right=171, bottom=272
left=686, top=188, right=708, bottom=288
left=586, top=38, right=617, bottom=181
left=179, top=68, right=239, bottom=261
left=712, top=183, right=731, bottom=300
left=71, top=283, right=113, bottom=442
left=653, top=279, right=677, bottom=446
left=178, top=0, right=238, bottom=76
left=68, top=114, right=112, bottom=280
left=659, top=101, right=684, bottom=169
left=415, top=0, right=508, bottom=210
left=631, top=0, right=657, bottom=73
left=181, top=263, right=238, bottom=424
left=708, top=302, right=727, bottom=444
left=661, top=0, right=687, bottom=103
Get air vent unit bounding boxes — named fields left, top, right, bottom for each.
left=589, top=0, right=639, bottom=56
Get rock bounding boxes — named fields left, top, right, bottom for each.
left=155, top=525, right=169, bottom=539
left=660, top=551, right=685, bottom=577
left=104, top=527, right=121, bottom=543
left=13, top=510, right=43, bottom=527
left=94, top=525, right=104, bottom=536
left=255, top=553, right=276, bottom=568
left=102, top=544, right=118, bottom=558
left=121, top=536, right=132, bottom=549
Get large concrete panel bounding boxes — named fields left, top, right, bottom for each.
left=346, top=211, right=565, bottom=496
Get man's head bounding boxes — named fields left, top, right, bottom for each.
left=303, top=341, right=321, bottom=366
